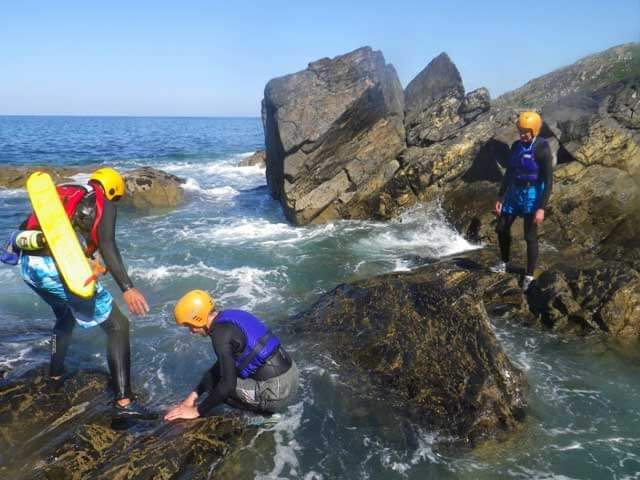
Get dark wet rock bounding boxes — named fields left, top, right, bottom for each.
left=295, top=260, right=527, bottom=446
left=528, top=263, right=640, bottom=336
left=0, top=165, right=94, bottom=189
left=0, top=367, right=248, bottom=479
left=122, top=166, right=185, bottom=209
left=238, top=150, right=266, bottom=168
left=262, top=46, right=405, bottom=225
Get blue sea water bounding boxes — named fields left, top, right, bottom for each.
left=1, top=116, right=639, bottom=479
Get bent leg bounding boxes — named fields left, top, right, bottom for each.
left=100, top=303, right=132, bottom=400
left=50, top=302, right=76, bottom=377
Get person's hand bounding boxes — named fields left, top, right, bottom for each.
left=164, top=404, right=200, bottom=422
left=534, top=208, right=545, bottom=225
left=495, top=200, right=503, bottom=216
left=123, top=288, right=149, bottom=315
left=181, top=392, right=199, bottom=408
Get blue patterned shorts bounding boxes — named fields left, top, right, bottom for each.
left=20, top=255, right=113, bottom=328
left=502, top=184, right=544, bottom=216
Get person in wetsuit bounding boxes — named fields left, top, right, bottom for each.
left=164, top=290, right=298, bottom=421
left=18, top=167, right=156, bottom=420
left=493, top=111, right=554, bottom=291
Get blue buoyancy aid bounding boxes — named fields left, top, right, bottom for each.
left=509, top=138, right=544, bottom=183
left=215, top=309, right=280, bottom=379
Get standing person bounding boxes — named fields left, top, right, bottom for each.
left=493, top=112, right=553, bottom=291
left=164, top=290, right=298, bottom=421
left=19, top=167, right=157, bottom=420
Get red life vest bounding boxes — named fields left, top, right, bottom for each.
left=24, top=182, right=105, bottom=256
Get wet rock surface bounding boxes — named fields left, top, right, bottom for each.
left=0, top=165, right=186, bottom=210
left=122, top=166, right=186, bottom=209
left=0, top=367, right=248, bottom=479
left=295, top=258, right=528, bottom=446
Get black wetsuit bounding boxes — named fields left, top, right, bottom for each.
left=21, top=191, right=135, bottom=399
left=195, top=321, right=292, bottom=416
left=496, top=139, right=554, bottom=275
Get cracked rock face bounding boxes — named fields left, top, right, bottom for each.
left=262, top=46, right=405, bottom=225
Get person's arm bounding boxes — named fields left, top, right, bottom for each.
left=536, top=141, right=554, bottom=209
left=196, top=325, right=238, bottom=417
left=98, top=200, right=148, bottom=315
left=98, top=200, right=133, bottom=291
left=195, top=361, right=221, bottom=396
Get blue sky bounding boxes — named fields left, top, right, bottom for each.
left=1, top=0, right=638, bottom=116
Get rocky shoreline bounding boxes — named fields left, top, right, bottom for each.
left=1, top=42, right=638, bottom=475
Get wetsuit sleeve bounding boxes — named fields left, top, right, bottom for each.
left=195, top=362, right=221, bottom=396
left=536, top=141, right=554, bottom=209
left=98, top=200, right=134, bottom=292
left=197, top=324, right=239, bottom=416
left=498, top=143, right=517, bottom=198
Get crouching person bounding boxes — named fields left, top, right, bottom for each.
left=164, top=290, right=299, bottom=421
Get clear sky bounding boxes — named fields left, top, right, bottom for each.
left=1, top=0, right=638, bottom=116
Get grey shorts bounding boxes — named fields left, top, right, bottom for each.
left=231, top=361, right=299, bottom=413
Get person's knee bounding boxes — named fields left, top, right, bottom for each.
left=102, top=303, right=130, bottom=333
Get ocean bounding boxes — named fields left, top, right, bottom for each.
left=1, top=116, right=639, bottom=479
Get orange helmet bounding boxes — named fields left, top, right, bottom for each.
left=174, top=290, right=215, bottom=328
left=516, top=111, right=543, bottom=137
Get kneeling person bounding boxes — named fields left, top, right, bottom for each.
left=164, top=290, right=298, bottom=421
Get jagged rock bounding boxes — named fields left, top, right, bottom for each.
left=0, top=165, right=93, bottom=189
left=295, top=259, right=527, bottom=446
left=528, top=263, right=640, bottom=336
left=459, top=87, right=491, bottom=123
left=262, top=46, right=405, bottom=225
left=0, top=368, right=248, bottom=479
left=122, top=166, right=185, bottom=209
left=238, top=150, right=266, bottom=168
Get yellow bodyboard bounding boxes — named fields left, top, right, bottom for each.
left=26, top=172, right=96, bottom=298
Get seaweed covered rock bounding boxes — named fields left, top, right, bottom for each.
left=0, top=367, right=247, bottom=479
left=528, top=262, right=640, bottom=336
left=295, top=263, right=527, bottom=446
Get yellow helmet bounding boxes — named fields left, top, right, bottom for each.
left=516, top=111, right=543, bottom=137
left=90, top=167, right=125, bottom=201
left=174, top=290, right=215, bottom=328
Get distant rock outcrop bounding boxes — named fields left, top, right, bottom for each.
left=262, top=46, right=405, bottom=225
left=238, top=150, right=266, bottom=168
left=122, top=167, right=185, bottom=209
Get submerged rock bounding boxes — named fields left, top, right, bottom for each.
left=262, top=46, right=405, bottom=225
left=0, top=367, right=247, bottom=479
left=295, top=261, right=527, bottom=446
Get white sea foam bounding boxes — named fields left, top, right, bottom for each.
left=129, top=263, right=286, bottom=309
left=253, top=401, right=304, bottom=480
left=0, top=188, right=26, bottom=198
left=182, top=178, right=240, bottom=198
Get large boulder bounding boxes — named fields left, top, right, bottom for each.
left=0, top=368, right=248, bottom=479
left=295, top=260, right=527, bottom=446
left=122, top=166, right=185, bottom=209
left=262, top=46, right=405, bottom=225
